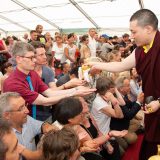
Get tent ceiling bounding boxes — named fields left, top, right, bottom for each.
left=0, top=0, right=159, bottom=34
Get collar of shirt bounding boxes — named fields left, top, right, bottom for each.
left=15, top=68, right=31, bottom=80
left=12, top=122, right=27, bottom=134
left=89, top=35, right=96, bottom=41
left=143, top=40, right=154, bottom=54
left=52, top=120, right=64, bottom=130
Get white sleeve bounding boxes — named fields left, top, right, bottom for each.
left=94, top=95, right=110, bottom=111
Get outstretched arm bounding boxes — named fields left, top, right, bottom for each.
left=88, top=50, right=136, bottom=72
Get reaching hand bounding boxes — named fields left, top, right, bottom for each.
left=84, top=62, right=101, bottom=73
left=104, top=142, right=114, bottom=154
left=144, top=100, right=160, bottom=114
left=66, top=78, right=86, bottom=88
left=74, top=86, right=96, bottom=96
left=83, top=140, right=99, bottom=150
left=80, top=146, right=99, bottom=152
left=42, top=123, right=59, bottom=134
left=109, top=130, right=128, bottom=137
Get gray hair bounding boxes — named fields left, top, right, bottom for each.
left=12, top=41, right=35, bottom=57
left=130, top=9, right=158, bottom=30
left=115, top=76, right=128, bottom=89
left=0, top=92, right=21, bottom=117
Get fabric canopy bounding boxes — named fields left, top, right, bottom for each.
left=0, top=0, right=159, bottom=36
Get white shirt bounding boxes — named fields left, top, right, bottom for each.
left=88, top=35, right=96, bottom=57
left=52, top=42, right=66, bottom=62
left=130, top=79, right=142, bottom=102
left=91, top=94, right=111, bottom=135
left=63, top=44, right=77, bottom=63
left=13, top=116, right=43, bottom=151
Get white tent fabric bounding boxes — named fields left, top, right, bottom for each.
left=0, top=0, right=159, bottom=36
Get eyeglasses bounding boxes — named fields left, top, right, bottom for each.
left=7, top=103, right=28, bottom=112
left=20, top=56, right=36, bottom=61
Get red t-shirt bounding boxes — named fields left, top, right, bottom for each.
left=3, top=68, right=48, bottom=104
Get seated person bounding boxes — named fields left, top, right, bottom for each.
left=31, top=41, right=86, bottom=120
left=53, top=97, right=127, bottom=160
left=110, top=76, right=144, bottom=155
left=42, top=127, right=81, bottom=160
left=3, top=42, right=95, bottom=120
left=92, top=76, right=125, bottom=159
left=0, top=92, right=57, bottom=160
left=56, top=67, right=79, bottom=87
left=92, top=76, right=124, bottom=135
left=57, top=62, right=71, bottom=79
left=129, top=68, right=142, bottom=102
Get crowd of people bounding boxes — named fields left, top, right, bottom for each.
left=0, top=9, right=160, bottom=160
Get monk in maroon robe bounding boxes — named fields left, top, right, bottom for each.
left=135, top=30, right=160, bottom=159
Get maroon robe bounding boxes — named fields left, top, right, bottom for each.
left=135, top=31, right=160, bottom=158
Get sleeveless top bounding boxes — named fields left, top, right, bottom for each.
left=80, top=117, right=98, bottom=139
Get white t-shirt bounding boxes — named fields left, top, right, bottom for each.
left=91, top=94, right=111, bottom=135
left=88, top=35, right=96, bottom=57
left=52, top=42, right=66, bottom=62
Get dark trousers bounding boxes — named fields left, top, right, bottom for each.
left=101, top=139, right=121, bottom=160
left=139, top=139, right=159, bottom=160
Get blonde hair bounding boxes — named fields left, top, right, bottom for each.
left=101, top=50, right=120, bottom=62
left=84, top=57, right=103, bottom=63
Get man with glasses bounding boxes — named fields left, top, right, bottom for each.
left=31, top=41, right=86, bottom=120
left=0, top=92, right=56, bottom=160
left=3, top=42, right=95, bottom=119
